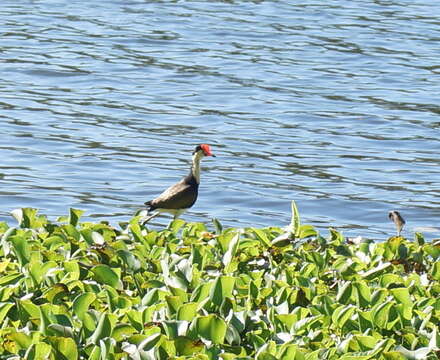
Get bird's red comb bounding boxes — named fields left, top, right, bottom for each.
left=200, top=144, right=214, bottom=156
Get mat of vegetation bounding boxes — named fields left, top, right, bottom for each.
left=0, top=202, right=439, bottom=360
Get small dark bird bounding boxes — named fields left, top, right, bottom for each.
left=142, top=144, right=215, bottom=223
left=388, top=210, right=405, bottom=236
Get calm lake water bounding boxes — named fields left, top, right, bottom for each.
left=1, top=0, right=440, bottom=239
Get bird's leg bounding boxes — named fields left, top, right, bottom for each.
left=141, top=212, right=159, bottom=225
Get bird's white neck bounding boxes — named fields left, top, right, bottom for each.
left=191, top=151, right=203, bottom=184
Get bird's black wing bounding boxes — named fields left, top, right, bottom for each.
left=146, top=180, right=199, bottom=210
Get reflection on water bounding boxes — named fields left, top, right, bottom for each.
left=1, top=0, right=440, bottom=239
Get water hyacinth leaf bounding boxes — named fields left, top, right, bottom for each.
left=195, top=314, right=227, bottom=344
left=91, top=231, right=105, bottom=245
left=429, top=326, right=440, bottom=351
left=91, top=264, right=122, bottom=289
left=9, top=234, right=31, bottom=267
left=163, top=320, right=189, bottom=339
left=117, top=249, right=141, bottom=271
left=298, top=224, right=317, bottom=239
left=278, top=344, right=305, bottom=360
left=372, top=301, right=393, bottom=329
left=353, top=281, right=372, bottom=308
left=30, top=261, right=58, bottom=286
left=73, top=292, right=96, bottom=320
left=336, top=281, right=353, bottom=305
left=223, top=232, right=240, bottom=273
left=8, top=332, right=32, bottom=350
left=191, top=282, right=213, bottom=303
left=431, top=261, right=440, bottom=281
left=212, top=218, right=223, bottom=234
left=90, top=312, right=112, bottom=345
left=112, top=323, right=137, bottom=342
left=11, top=208, right=46, bottom=228
left=88, top=345, right=101, bottom=360
left=209, top=276, right=235, bottom=307
left=395, top=346, right=431, bottom=360
left=390, top=287, right=413, bottom=308
left=69, top=208, right=84, bottom=227
left=47, top=336, right=78, bottom=360
left=45, top=283, right=69, bottom=304
left=253, top=228, right=271, bottom=247
left=383, top=351, right=406, bottom=359
left=362, top=262, right=393, bottom=280
left=129, top=222, right=145, bottom=244
left=177, top=302, right=199, bottom=321
left=48, top=324, right=75, bottom=338
left=168, top=218, right=186, bottom=233
left=39, top=304, right=58, bottom=336
left=166, top=295, right=183, bottom=315
left=174, top=336, right=205, bottom=356
left=138, top=332, right=162, bottom=351
left=25, top=342, right=53, bottom=360
left=290, top=200, right=301, bottom=237
left=423, top=244, right=440, bottom=260
left=332, top=305, right=356, bottom=329
left=0, top=302, right=14, bottom=325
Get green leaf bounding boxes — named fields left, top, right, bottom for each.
left=332, top=305, right=356, bottom=328
left=90, top=312, right=112, bottom=345
left=253, top=228, right=271, bottom=248
left=0, top=302, right=14, bottom=325
left=194, top=314, right=227, bottom=344
left=9, top=234, right=31, bottom=267
left=212, top=218, right=223, bottom=234
left=168, top=219, right=186, bottom=233
left=166, top=296, right=183, bottom=315
left=177, top=302, right=199, bottom=321
left=69, top=208, right=84, bottom=227
left=336, top=281, right=353, bottom=305
left=372, top=300, right=393, bottom=329
left=25, top=342, right=53, bottom=360
left=91, top=265, right=122, bottom=289
left=48, top=336, right=78, bottom=360
left=73, top=292, right=96, bottom=321
left=362, top=262, right=392, bottom=280
left=395, top=346, right=431, bottom=360
left=209, top=276, right=235, bottom=307
left=431, top=261, right=440, bottom=281
left=390, top=287, right=413, bottom=308
left=298, top=224, right=317, bottom=239
left=11, top=208, right=47, bottom=228
left=429, top=326, right=440, bottom=351
left=39, top=304, right=56, bottom=336
left=138, top=332, right=162, bottom=351
left=290, top=200, right=301, bottom=237
left=30, top=261, right=58, bottom=285
left=223, top=232, right=240, bottom=273
left=174, top=336, right=205, bottom=356
left=8, top=332, right=32, bottom=350
left=117, top=249, right=141, bottom=272
left=353, top=281, right=371, bottom=308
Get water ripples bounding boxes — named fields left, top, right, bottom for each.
left=1, top=0, right=440, bottom=239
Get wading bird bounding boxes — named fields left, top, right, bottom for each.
left=142, top=144, right=215, bottom=224
left=389, top=210, right=405, bottom=236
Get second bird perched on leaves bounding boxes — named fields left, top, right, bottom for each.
left=142, top=144, right=215, bottom=224
left=389, top=210, right=405, bottom=237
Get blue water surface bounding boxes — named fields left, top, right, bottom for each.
left=1, top=0, right=440, bottom=239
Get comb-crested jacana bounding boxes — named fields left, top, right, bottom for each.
left=142, top=144, right=215, bottom=223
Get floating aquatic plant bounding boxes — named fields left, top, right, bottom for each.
left=0, top=203, right=439, bottom=359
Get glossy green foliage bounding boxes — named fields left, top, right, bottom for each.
left=0, top=204, right=439, bottom=359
